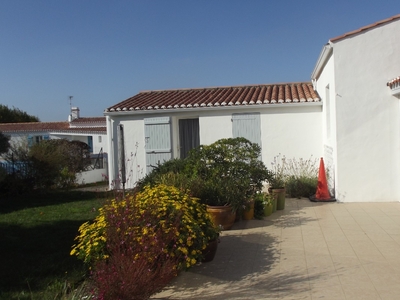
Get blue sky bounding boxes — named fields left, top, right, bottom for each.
left=1, top=1, right=398, bottom=121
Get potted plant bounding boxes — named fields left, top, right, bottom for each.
left=186, top=138, right=271, bottom=229
left=242, top=197, right=255, bottom=220
left=269, top=154, right=287, bottom=210
left=137, top=138, right=272, bottom=230
left=263, top=193, right=274, bottom=216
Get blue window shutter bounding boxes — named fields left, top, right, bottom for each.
left=87, top=136, right=93, bottom=153
left=232, top=113, right=262, bottom=158
left=28, top=135, right=33, bottom=148
left=144, top=117, right=172, bottom=173
left=43, top=135, right=50, bottom=140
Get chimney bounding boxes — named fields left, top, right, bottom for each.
left=71, top=107, right=80, bottom=120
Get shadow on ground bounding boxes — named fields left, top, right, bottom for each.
left=152, top=202, right=320, bottom=299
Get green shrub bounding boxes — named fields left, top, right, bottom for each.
left=283, top=156, right=319, bottom=198
left=140, top=138, right=272, bottom=212
left=253, top=193, right=266, bottom=219
left=285, top=175, right=318, bottom=198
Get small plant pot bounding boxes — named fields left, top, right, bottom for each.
left=272, top=188, right=286, bottom=210
left=271, top=193, right=277, bottom=212
left=242, top=199, right=255, bottom=220
left=264, top=204, right=273, bottom=216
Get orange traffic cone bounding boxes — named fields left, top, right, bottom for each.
left=309, top=158, right=336, bottom=202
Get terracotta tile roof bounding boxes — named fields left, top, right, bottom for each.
left=0, top=122, right=69, bottom=133
left=387, top=77, right=400, bottom=88
left=330, top=14, right=400, bottom=43
left=0, top=121, right=106, bottom=134
left=105, top=82, right=320, bottom=113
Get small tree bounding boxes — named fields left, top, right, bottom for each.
left=29, top=139, right=91, bottom=188
left=0, top=104, right=39, bottom=123
left=2, top=138, right=91, bottom=191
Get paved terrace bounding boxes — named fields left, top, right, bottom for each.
left=153, top=198, right=400, bottom=300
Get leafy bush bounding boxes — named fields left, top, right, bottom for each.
left=253, top=193, right=266, bottom=219
left=268, top=153, right=286, bottom=189
left=282, top=156, right=319, bottom=198
left=3, top=138, right=91, bottom=191
left=29, top=139, right=91, bottom=188
left=91, top=207, right=182, bottom=300
left=71, top=184, right=219, bottom=299
left=139, top=138, right=272, bottom=212
left=285, top=175, right=318, bottom=198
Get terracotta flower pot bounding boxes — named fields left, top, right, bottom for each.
left=206, top=205, right=236, bottom=230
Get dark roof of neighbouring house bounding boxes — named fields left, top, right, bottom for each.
left=105, top=82, right=320, bottom=113
left=0, top=117, right=106, bottom=134
left=330, top=14, right=400, bottom=43
left=70, top=117, right=106, bottom=124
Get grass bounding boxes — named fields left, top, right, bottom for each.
left=0, top=188, right=109, bottom=300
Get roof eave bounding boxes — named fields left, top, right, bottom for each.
left=104, top=102, right=322, bottom=117
left=311, top=43, right=333, bottom=81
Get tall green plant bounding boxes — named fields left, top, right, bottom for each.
left=183, top=138, right=271, bottom=211
left=283, top=156, right=319, bottom=198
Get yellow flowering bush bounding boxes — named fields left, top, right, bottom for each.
left=71, top=184, right=219, bottom=269
left=70, top=208, right=108, bottom=264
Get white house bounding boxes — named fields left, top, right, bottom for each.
left=104, top=83, right=323, bottom=189
left=312, top=14, right=400, bottom=202
left=104, top=13, right=400, bottom=203
left=0, top=107, right=108, bottom=184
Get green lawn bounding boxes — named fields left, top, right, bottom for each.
left=0, top=189, right=108, bottom=300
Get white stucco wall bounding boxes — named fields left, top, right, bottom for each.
left=259, top=105, right=322, bottom=167
left=106, top=115, right=146, bottom=189
left=316, top=20, right=400, bottom=202
left=313, top=52, right=338, bottom=197
left=199, top=113, right=232, bottom=145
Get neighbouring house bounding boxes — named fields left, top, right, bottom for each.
left=104, top=83, right=322, bottom=189
left=312, top=14, right=400, bottom=202
left=0, top=107, right=108, bottom=184
left=105, top=13, right=400, bottom=203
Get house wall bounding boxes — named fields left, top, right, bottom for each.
left=106, top=104, right=323, bottom=190
left=76, top=167, right=108, bottom=185
left=314, top=52, right=338, bottom=197
left=259, top=105, right=322, bottom=167
left=106, top=115, right=147, bottom=188
left=320, top=20, right=400, bottom=202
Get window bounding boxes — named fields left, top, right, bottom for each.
left=98, top=136, right=102, bottom=143
left=35, top=136, right=43, bottom=144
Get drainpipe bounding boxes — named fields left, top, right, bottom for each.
left=118, top=124, right=126, bottom=197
